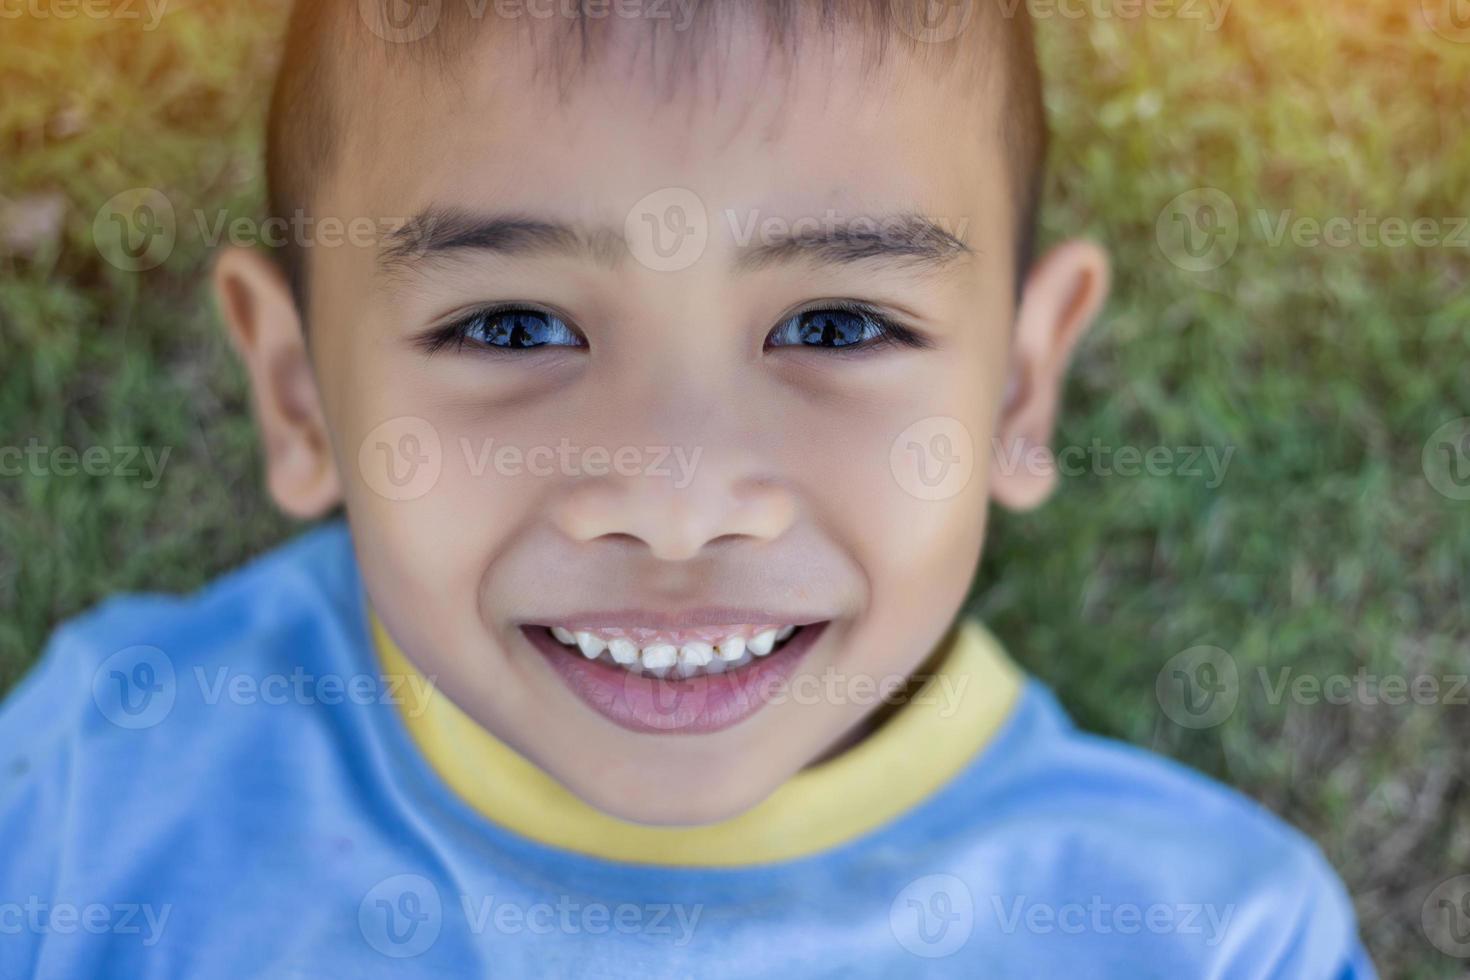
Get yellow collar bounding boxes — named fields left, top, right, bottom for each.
left=374, top=617, right=1022, bottom=867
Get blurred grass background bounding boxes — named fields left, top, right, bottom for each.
left=1, top=0, right=1467, bottom=974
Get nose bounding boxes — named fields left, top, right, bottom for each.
left=550, top=463, right=797, bottom=562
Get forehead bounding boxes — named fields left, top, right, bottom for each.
left=327, top=17, right=1008, bottom=239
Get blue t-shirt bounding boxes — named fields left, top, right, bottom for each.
left=0, top=523, right=1374, bottom=978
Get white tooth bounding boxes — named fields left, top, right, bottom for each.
left=646, top=665, right=672, bottom=679
left=716, top=636, right=746, bottom=661
left=749, top=629, right=778, bottom=656
left=641, top=644, right=678, bottom=670
left=705, top=658, right=729, bottom=674
left=728, top=650, right=753, bottom=670
left=608, top=638, right=639, bottom=665
left=776, top=625, right=796, bottom=641
left=679, top=641, right=714, bottom=668
left=551, top=626, right=576, bottom=645
left=575, top=631, right=606, bottom=659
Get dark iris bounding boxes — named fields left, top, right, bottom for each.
left=798, top=309, right=871, bottom=347
left=469, top=310, right=578, bottom=348
left=771, top=308, right=883, bottom=349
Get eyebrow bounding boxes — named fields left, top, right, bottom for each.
left=731, top=212, right=973, bottom=273
left=378, top=208, right=624, bottom=276
left=377, top=206, right=973, bottom=276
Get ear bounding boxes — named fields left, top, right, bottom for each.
left=213, top=246, right=342, bottom=519
left=989, top=238, right=1111, bottom=511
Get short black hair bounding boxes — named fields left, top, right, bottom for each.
left=265, top=0, right=1048, bottom=314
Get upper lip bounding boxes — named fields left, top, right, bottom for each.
left=524, top=608, right=831, bottom=630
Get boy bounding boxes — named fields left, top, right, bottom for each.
left=0, top=0, right=1374, bottom=975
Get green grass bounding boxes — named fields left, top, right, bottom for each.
left=2, top=1, right=1468, bottom=975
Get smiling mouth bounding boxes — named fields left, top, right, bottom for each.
left=520, top=620, right=828, bottom=734
left=534, top=623, right=810, bottom=679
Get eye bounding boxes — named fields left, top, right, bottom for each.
left=421, top=306, right=586, bottom=354
left=764, top=303, right=931, bottom=353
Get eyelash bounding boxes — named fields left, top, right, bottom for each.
left=763, top=300, right=933, bottom=355
left=417, top=304, right=586, bottom=355
left=417, top=300, right=932, bottom=356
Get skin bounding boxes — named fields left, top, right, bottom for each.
left=214, top=19, right=1109, bottom=825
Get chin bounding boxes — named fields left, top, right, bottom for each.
left=578, top=771, right=781, bottom=827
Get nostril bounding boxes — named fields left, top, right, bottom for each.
left=593, top=532, right=646, bottom=549
left=551, top=473, right=796, bottom=559
left=704, top=533, right=753, bottom=549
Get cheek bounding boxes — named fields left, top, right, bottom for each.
left=782, top=287, right=1010, bottom=603
left=778, top=403, right=990, bottom=688
left=320, top=342, right=557, bottom=622
left=783, top=368, right=996, bottom=615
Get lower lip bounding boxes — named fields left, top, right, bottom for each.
left=524, top=624, right=826, bottom=735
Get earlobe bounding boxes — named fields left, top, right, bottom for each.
left=989, top=238, right=1111, bottom=512
left=212, top=246, right=342, bottom=519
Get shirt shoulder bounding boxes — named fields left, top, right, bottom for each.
left=910, top=679, right=1375, bottom=978
left=0, top=522, right=378, bottom=976
left=0, top=520, right=363, bottom=759
left=0, top=521, right=367, bottom=850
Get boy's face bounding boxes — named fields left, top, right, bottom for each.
left=219, top=23, right=1107, bottom=824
